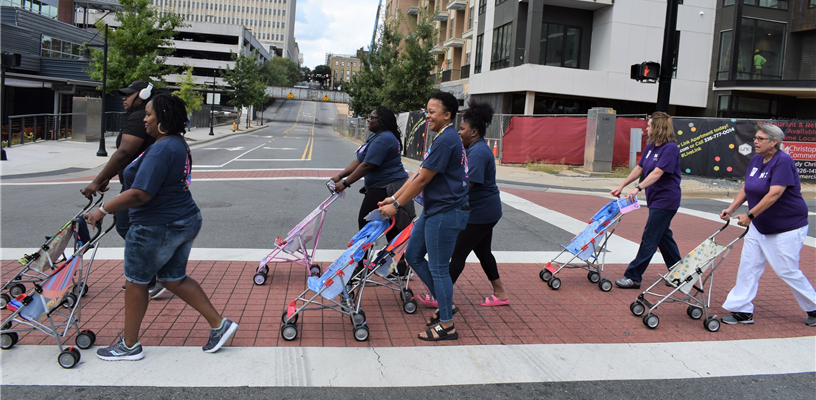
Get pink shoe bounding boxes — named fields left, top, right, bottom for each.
left=479, top=294, right=510, bottom=307
left=417, top=292, right=438, bottom=308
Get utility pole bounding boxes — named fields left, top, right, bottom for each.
left=209, top=73, right=215, bottom=135
left=656, top=0, right=679, bottom=112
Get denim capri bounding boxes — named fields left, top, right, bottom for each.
left=123, top=212, right=202, bottom=285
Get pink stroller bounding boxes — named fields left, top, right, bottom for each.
left=254, top=191, right=342, bottom=285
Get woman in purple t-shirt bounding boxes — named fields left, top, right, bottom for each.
left=611, top=112, right=683, bottom=289
left=719, top=124, right=816, bottom=327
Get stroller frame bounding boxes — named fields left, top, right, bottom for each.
left=629, top=221, right=748, bottom=332
left=539, top=198, right=639, bottom=292
left=254, top=191, right=342, bottom=285
left=0, top=217, right=115, bottom=368
left=0, top=196, right=101, bottom=309
left=279, top=217, right=395, bottom=343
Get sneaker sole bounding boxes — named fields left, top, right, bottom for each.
left=97, top=352, right=145, bottom=361
left=722, top=319, right=754, bottom=325
left=203, top=322, right=238, bottom=353
left=149, top=287, right=168, bottom=299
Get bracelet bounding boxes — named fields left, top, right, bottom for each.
left=391, top=196, right=401, bottom=209
left=99, top=203, right=111, bottom=215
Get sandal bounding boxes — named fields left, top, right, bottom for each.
left=426, top=307, right=459, bottom=326
left=418, top=323, right=458, bottom=341
left=417, top=292, right=438, bottom=308
left=479, top=294, right=510, bottom=307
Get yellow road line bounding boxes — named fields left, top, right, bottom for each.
left=300, top=136, right=312, bottom=160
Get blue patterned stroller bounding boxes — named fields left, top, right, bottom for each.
left=629, top=221, right=748, bottom=332
left=539, top=197, right=640, bottom=292
left=280, top=214, right=394, bottom=342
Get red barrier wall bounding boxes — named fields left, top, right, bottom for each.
left=502, top=116, right=648, bottom=166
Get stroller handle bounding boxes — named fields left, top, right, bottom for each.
left=712, top=219, right=750, bottom=243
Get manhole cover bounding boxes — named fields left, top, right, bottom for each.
left=197, top=202, right=232, bottom=208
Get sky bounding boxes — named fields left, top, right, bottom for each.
left=294, top=0, right=382, bottom=69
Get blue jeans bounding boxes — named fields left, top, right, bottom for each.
left=405, top=207, right=470, bottom=323
left=123, top=212, right=202, bottom=285
left=623, top=208, right=682, bottom=283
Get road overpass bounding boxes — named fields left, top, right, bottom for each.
left=266, top=86, right=349, bottom=103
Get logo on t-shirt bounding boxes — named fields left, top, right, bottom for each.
left=644, top=150, right=652, bottom=160
left=750, top=167, right=758, bottom=177
left=759, top=171, right=769, bottom=179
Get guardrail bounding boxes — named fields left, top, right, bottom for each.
left=2, top=113, right=75, bottom=148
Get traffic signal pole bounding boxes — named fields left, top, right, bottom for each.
left=656, top=0, right=679, bottom=113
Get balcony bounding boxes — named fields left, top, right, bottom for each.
left=460, top=64, right=470, bottom=79
left=433, top=10, right=448, bottom=21
left=443, top=37, right=464, bottom=48
left=441, top=69, right=461, bottom=83
left=406, top=6, right=419, bottom=15
left=540, top=0, right=613, bottom=10
left=431, top=44, right=446, bottom=53
left=462, top=28, right=473, bottom=39
left=446, top=0, right=467, bottom=10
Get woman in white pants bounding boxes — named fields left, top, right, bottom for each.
left=719, top=124, right=816, bottom=326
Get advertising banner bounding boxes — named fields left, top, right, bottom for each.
left=673, top=118, right=816, bottom=182
left=403, top=111, right=427, bottom=160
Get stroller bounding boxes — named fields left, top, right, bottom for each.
left=254, top=191, right=342, bottom=285
left=0, top=196, right=101, bottom=309
left=539, top=197, right=640, bottom=292
left=280, top=215, right=394, bottom=342
left=628, top=221, right=748, bottom=332
left=353, top=219, right=417, bottom=314
left=0, top=215, right=115, bottom=368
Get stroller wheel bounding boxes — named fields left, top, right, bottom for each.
left=0, top=293, right=10, bottom=309
left=9, top=284, right=25, bottom=297
left=547, top=277, right=562, bottom=290
left=76, top=330, right=96, bottom=349
left=253, top=273, right=268, bottom=286
left=58, top=347, right=80, bottom=369
left=281, top=311, right=299, bottom=324
left=73, top=283, right=89, bottom=297
left=402, top=289, right=414, bottom=302
left=704, top=317, right=720, bottom=332
left=630, top=301, right=646, bottom=316
left=642, top=313, right=660, bottom=329
left=354, top=326, right=370, bottom=342
left=587, top=271, right=601, bottom=283
left=687, top=305, right=704, bottom=320
left=351, top=310, right=366, bottom=326
left=403, top=300, right=418, bottom=314
left=259, top=265, right=269, bottom=275
left=310, top=264, right=321, bottom=277
left=61, top=293, right=77, bottom=309
left=539, top=270, right=552, bottom=282
left=281, top=324, right=298, bottom=341
left=599, top=279, right=613, bottom=292
left=1, top=332, right=18, bottom=349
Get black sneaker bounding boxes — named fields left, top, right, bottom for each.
left=615, top=278, right=641, bottom=289
left=202, top=318, right=238, bottom=353
left=149, top=282, right=167, bottom=299
left=806, top=310, right=816, bottom=327
left=722, top=312, right=754, bottom=324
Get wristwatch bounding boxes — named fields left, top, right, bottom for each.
left=635, top=184, right=643, bottom=192
left=748, top=212, right=755, bottom=220
left=391, top=196, right=401, bottom=210
left=341, top=178, right=350, bottom=188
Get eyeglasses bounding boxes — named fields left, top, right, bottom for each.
left=752, top=136, right=770, bottom=142
left=366, top=115, right=380, bottom=121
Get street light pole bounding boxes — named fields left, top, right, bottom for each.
left=96, top=24, right=109, bottom=157
left=209, top=73, right=215, bottom=135
left=655, top=0, right=678, bottom=113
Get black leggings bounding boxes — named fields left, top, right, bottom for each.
left=449, top=221, right=500, bottom=284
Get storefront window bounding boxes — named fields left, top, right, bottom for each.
left=717, top=31, right=732, bottom=80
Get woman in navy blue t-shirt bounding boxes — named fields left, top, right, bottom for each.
left=331, top=106, right=415, bottom=272
left=719, top=124, right=816, bottom=326
left=611, top=111, right=683, bottom=289
left=380, top=92, right=469, bottom=341
left=85, top=94, right=237, bottom=361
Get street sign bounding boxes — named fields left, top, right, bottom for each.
left=323, top=95, right=329, bottom=102
left=287, top=93, right=294, bottom=99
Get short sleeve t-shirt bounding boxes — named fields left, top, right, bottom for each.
left=356, top=131, right=408, bottom=189
left=638, top=142, right=682, bottom=211
left=465, top=139, right=502, bottom=224
left=123, top=136, right=199, bottom=226
left=420, top=125, right=468, bottom=217
left=743, top=151, right=809, bottom=235
left=115, top=102, right=155, bottom=183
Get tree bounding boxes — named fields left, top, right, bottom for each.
left=172, top=65, right=204, bottom=115
left=312, top=65, right=331, bottom=87
left=262, top=57, right=301, bottom=87
left=346, top=15, right=401, bottom=115
left=221, top=51, right=266, bottom=128
left=300, top=66, right=311, bottom=82
left=86, top=0, right=185, bottom=92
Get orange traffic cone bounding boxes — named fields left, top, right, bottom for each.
left=492, top=140, right=499, bottom=157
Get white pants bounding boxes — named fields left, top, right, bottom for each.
left=723, top=224, right=816, bottom=314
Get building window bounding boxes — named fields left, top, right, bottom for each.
left=474, top=34, right=484, bottom=73
left=744, top=0, right=788, bottom=10
left=717, top=30, right=733, bottom=80
left=538, top=23, right=581, bottom=68
left=490, top=23, right=512, bottom=70
left=496, top=0, right=507, bottom=4
left=478, top=0, right=486, bottom=14
left=810, top=0, right=816, bottom=7
left=41, top=35, right=82, bottom=59
left=468, top=6, right=473, bottom=29
left=737, top=18, right=785, bottom=80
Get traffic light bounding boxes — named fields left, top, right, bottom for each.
left=630, top=61, right=660, bottom=83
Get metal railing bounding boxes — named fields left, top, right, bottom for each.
left=333, top=115, right=369, bottom=141
left=3, top=113, right=75, bottom=147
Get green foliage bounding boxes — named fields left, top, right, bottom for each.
left=221, top=51, right=267, bottom=117
left=171, top=65, right=204, bottom=115
left=300, top=66, right=311, bottom=82
left=347, top=8, right=439, bottom=115
left=262, top=57, right=301, bottom=87
left=86, top=0, right=186, bottom=92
